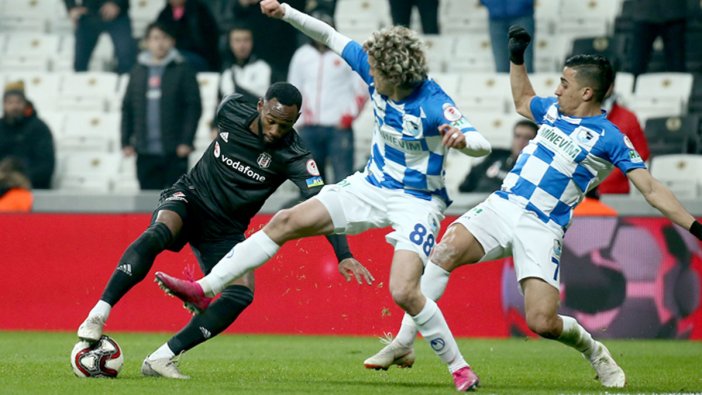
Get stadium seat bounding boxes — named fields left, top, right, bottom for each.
left=39, top=111, right=66, bottom=136
left=196, top=72, right=220, bottom=112
left=635, top=72, right=694, bottom=102
left=455, top=73, right=511, bottom=115
left=3, top=72, right=61, bottom=99
left=422, top=35, right=453, bottom=74
left=129, top=0, right=165, bottom=38
left=527, top=72, right=561, bottom=97
left=644, top=115, right=700, bottom=157
left=0, top=0, right=52, bottom=33
left=335, top=0, right=390, bottom=41
left=650, top=154, right=702, bottom=199
left=614, top=72, right=635, bottom=101
left=113, top=155, right=140, bottom=193
left=533, top=35, right=565, bottom=73
left=450, top=35, right=494, bottom=73
left=440, top=1, right=488, bottom=34
left=60, top=112, right=120, bottom=153
left=58, top=71, right=119, bottom=112
left=443, top=149, right=474, bottom=195
left=54, top=152, right=121, bottom=192
left=429, top=72, right=461, bottom=100
left=628, top=72, right=694, bottom=124
left=466, top=113, right=526, bottom=149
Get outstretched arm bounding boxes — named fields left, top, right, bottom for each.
left=261, top=0, right=351, bottom=54
left=628, top=168, right=702, bottom=239
left=508, top=26, right=537, bottom=120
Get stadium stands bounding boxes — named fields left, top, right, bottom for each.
left=0, top=0, right=698, bottom=195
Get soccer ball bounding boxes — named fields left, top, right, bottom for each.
left=70, top=335, right=124, bottom=378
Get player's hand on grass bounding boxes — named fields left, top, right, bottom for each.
left=260, top=0, right=285, bottom=18
left=439, top=124, right=467, bottom=149
left=508, top=25, right=531, bottom=65
left=338, top=258, right=375, bottom=285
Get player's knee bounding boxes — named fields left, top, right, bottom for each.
left=389, top=283, right=420, bottom=311
left=526, top=311, right=560, bottom=339
left=268, top=209, right=300, bottom=237
left=430, top=242, right=460, bottom=270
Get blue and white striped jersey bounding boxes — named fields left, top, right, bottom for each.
left=341, top=41, right=480, bottom=205
left=496, top=97, right=646, bottom=231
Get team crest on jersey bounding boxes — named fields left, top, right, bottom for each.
left=257, top=152, right=272, bottom=168
left=573, top=126, right=600, bottom=149
left=165, top=191, right=188, bottom=203
left=442, top=104, right=462, bottom=122
left=214, top=141, right=221, bottom=158
left=219, top=132, right=229, bottom=142
left=402, top=114, right=423, bottom=137
left=306, top=159, right=320, bottom=176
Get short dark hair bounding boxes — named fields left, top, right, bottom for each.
left=228, top=22, right=253, bottom=36
left=265, top=82, right=302, bottom=110
left=563, top=54, right=614, bottom=103
left=145, top=22, right=175, bottom=40
left=514, top=119, right=538, bottom=137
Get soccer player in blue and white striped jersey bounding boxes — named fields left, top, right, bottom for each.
left=375, top=26, right=702, bottom=389
left=153, top=0, right=491, bottom=391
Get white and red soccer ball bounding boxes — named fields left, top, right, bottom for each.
left=70, top=335, right=124, bottom=378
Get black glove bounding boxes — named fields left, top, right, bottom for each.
left=691, top=220, right=702, bottom=240
left=508, top=25, right=532, bottom=65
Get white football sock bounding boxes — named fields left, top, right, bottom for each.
left=557, top=315, right=596, bottom=358
left=89, top=300, right=112, bottom=319
left=149, top=343, right=176, bottom=360
left=198, top=231, right=280, bottom=296
left=412, top=298, right=467, bottom=373
left=395, top=262, right=450, bottom=348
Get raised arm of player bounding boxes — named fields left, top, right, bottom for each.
left=261, top=0, right=351, bottom=54
left=628, top=168, right=702, bottom=240
left=508, top=25, right=537, bottom=121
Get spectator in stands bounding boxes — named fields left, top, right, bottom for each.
left=0, top=81, right=55, bottom=190
left=157, top=0, right=221, bottom=72
left=388, top=0, right=440, bottom=34
left=64, top=0, right=137, bottom=74
left=287, top=11, right=368, bottom=183
left=231, top=0, right=307, bottom=82
left=481, top=0, right=535, bottom=72
left=219, top=23, right=272, bottom=105
left=0, top=158, right=33, bottom=212
left=599, top=87, right=650, bottom=194
left=629, top=0, right=686, bottom=77
left=459, top=119, right=537, bottom=193
left=121, top=22, right=202, bottom=190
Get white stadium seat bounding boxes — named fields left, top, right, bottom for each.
left=58, top=72, right=119, bottom=112
left=54, top=152, right=121, bottom=192
left=650, top=154, right=702, bottom=199
left=60, top=112, right=120, bottom=153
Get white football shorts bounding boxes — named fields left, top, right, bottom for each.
left=451, top=194, right=565, bottom=290
left=314, top=172, right=446, bottom=264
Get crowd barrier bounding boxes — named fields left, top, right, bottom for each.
left=2, top=214, right=701, bottom=339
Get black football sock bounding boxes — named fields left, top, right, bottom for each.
left=167, top=285, right=254, bottom=354
left=100, top=222, right=173, bottom=305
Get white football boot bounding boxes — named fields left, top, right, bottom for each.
left=77, top=315, right=106, bottom=343
left=363, top=334, right=415, bottom=370
left=141, top=354, right=190, bottom=379
left=589, top=341, right=626, bottom=388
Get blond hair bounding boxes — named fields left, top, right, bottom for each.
left=363, top=26, right=427, bottom=89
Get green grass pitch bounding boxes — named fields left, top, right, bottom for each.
left=1, top=331, right=701, bottom=394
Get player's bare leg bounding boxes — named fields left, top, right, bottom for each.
left=365, top=223, right=484, bottom=379
left=522, top=278, right=625, bottom=388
